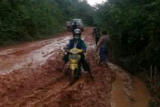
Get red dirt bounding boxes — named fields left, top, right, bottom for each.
left=0, top=27, right=151, bottom=107
left=0, top=27, right=113, bottom=107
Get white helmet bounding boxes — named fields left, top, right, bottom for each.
left=74, top=28, right=81, bottom=34
left=74, top=29, right=81, bottom=39
left=74, top=28, right=81, bottom=37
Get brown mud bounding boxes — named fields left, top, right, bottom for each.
left=0, top=27, right=151, bottom=107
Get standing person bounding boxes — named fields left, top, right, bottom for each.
left=66, top=21, right=71, bottom=32
left=72, top=22, right=78, bottom=35
left=93, top=25, right=101, bottom=45
left=96, top=31, right=110, bottom=68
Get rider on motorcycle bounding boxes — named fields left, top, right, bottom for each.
left=61, top=29, right=93, bottom=78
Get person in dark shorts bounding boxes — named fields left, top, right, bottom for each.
left=96, top=31, right=110, bottom=68
left=93, top=25, right=101, bottom=45
left=66, top=21, right=71, bottom=32
left=72, top=22, right=78, bottom=35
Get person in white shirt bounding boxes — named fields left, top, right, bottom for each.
left=66, top=21, right=71, bottom=32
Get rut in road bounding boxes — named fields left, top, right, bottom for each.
left=0, top=27, right=150, bottom=107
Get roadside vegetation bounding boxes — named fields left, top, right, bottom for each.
left=0, top=0, right=93, bottom=45
left=95, top=0, right=160, bottom=106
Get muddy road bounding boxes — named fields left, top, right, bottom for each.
left=0, top=27, right=151, bottom=107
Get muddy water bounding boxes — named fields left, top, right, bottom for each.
left=0, top=36, right=71, bottom=74
left=0, top=27, right=151, bottom=107
left=132, top=77, right=151, bottom=107
left=111, top=72, right=131, bottom=107
left=0, top=27, right=112, bottom=107
left=111, top=65, right=151, bottom=107
left=0, top=28, right=93, bottom=75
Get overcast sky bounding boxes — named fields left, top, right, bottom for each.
left=87, top=0, right=106, bottom=6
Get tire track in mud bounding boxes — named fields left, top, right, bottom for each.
left=0, top=32, right=72, bottom=74
left=0, top=27, right=151, bottom=107
left=0, top=28, right=112, bottom=107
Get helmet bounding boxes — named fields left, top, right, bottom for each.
left=73, top=29, right=81, bottom=39
left=74, top=28, right=81, bottom=34
left=74, top=28, right=81, bottom=36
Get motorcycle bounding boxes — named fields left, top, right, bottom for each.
left=68, top=48, right=83, bottom=85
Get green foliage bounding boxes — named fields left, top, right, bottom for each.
left=0, top=0, right=95, bottom=45
left=71, top=0, right=95, bottom=26
left=95, top=0, right=160, bottom=102
left=95, top=0, right=160, bottom=73
left=149, top=101, right=157, bottom=107
left=0, top=0, right=65, bottom=45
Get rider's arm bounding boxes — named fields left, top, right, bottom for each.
left=81, top=41, right=86, bottom=52
left=66, top=41, right=71, bottom=51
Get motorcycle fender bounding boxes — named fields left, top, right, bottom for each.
left=70, top=64, right=78, bottom=71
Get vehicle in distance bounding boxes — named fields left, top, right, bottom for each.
left=71, top=19, right=84, bottom=31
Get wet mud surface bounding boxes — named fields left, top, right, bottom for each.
left=0, top=27, right=151, bottom=107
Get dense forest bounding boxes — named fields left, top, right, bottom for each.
left=95, top=0, right=160, bottom=104
left=0, top=0, right=94, bottom=45
left=0, top=0, right=159, bottom=104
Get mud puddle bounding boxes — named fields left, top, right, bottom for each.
left=0, top=27, right=151, bottom=107
left=0, top=35, right=71, bottom=74
left=111, top=64, right=151, bottom=107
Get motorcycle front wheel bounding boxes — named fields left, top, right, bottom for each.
left=69, top=69, right=75, bottom=85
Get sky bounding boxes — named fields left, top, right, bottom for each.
left=87, top=0, right=106, bottom=6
